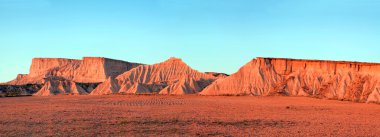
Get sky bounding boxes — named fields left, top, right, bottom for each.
left=1, top=0, right=380, bottom=82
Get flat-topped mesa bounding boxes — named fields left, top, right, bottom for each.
left=256, top=57, right=380, bottom=75
left=90, top=57, right=217, bottom=95
left=6, top=58, right=82, bottom=85
left=201, top=57, right=380, bottom=103
left=29, top=58, right=81, bottom=78
left=72, top=57, right=141, bottom=83
left=6, top=57, right=142, bottom=86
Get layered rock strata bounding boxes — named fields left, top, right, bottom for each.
left=6, top=57, right=141, bottom=85
left=90, top=57, right=216, bottom=95
left=200, top=57, right=380, bottom=103
left=4, top=57, right=141, bottom=96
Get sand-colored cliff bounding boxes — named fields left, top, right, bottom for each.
left=72, top=57, right=140, bottom=83
left=90, top=57, right=216, bottom=95
left=7, top=58, right=81, bottom=85
left=3, top=56, right=380, bottom=104
left=200, top=57, right=380, bottom=103
left=6, top=57, right=141, bottom=85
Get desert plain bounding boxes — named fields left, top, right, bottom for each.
left=1, top=57, right=380, bottom=136
left=1, top=95, right=379, bottom=136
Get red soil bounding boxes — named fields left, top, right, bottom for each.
left=0, top=95, right=379, bottom=136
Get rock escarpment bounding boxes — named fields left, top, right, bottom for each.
left=90, top=57, right=217, bottom=95
left=6, top=57, right=141, bottom=85
left=200, top=57, right=380, bottom=103
left=6, top=58, right=81, bottom=85
left=4, top=57, right=141, bottom=96
left=3, top=56, right=380, bottom=104
left=72, top=57, right=140, bottom=83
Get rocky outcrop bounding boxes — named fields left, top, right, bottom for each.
left=34, top=78, right=88, bottom=96
left=29, top=58, right=81, bottom=78
left=6, top=57, right=141, bottom=85
left=3, top=57, right=140, bottom=96
left=4, top=56, right=380, bottom=104
left=6, top=58, right=81, bottom=85
left=72, top=57, right=140, bottom=83
left=91, top=57, right=217, bottom=95
left=200, top=57, right=380, bottom=103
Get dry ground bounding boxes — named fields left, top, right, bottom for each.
left=0, top=95, right=379, bottom=136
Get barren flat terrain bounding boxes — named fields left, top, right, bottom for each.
left=0, top=95, right=379, bottom=136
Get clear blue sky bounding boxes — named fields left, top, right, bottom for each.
left=1, top=0, right=380, bottom=82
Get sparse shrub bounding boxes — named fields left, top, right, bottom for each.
left=5, top=90, right=22, bottom=97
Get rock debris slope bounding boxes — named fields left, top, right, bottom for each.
left=159, top=76, right=202, bottom=95
left=90, top=57, right=217, bottom=95
left=34, top=78, right=88, bottom=96
left=200, top=57, right=380, bottom=103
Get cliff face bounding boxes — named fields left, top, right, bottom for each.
left=90, top=57, right=217, bottom=95
left=29, top=58, right=81, bottom=78
left=72, top=57, right=141, bottom=83
left=6, top=58, right=81, bottom=85
left=200, top=57, right=380, bottom=103
left=6, top=57, right=141, bottom=85
left=4, top=56, right=380, bottom=104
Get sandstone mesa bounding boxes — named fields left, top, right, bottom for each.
left=201, top=57, right=380, bottom=103
left=2, top=57, right=141, bottom=96
left=1, top=57, right=380, bottom=104
left=6, top=57, right=141, bottom=85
